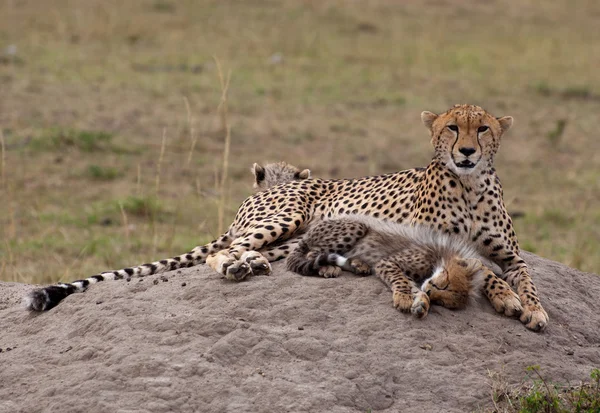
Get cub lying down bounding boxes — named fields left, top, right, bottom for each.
left=286, top=215, right=503, bottom=318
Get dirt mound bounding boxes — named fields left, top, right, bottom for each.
left=1, top=252, right=599, bottom=413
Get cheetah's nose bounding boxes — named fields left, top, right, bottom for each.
left=459, top=147, right=476, bottom=156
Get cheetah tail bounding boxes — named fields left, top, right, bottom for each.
left=23, top=233, right=234, bottom=312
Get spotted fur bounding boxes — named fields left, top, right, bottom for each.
left=25, top=104, right=548, bottom=332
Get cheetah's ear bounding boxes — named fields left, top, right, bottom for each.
left=497, top=116, right=513, bottom=133
left=252, top=163, right=266, bottom=184
left=421, top=111, right=438, bottom=132
left=298, top=169, right=311, bottom=179
left=461, top=258, right=484, bottom=278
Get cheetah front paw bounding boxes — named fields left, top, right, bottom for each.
left=410, top=291, right=430, bottom=318
left=488, top=289, right=523, bottom=317
left=318, top=265, right=341, bottom=278
left=224, top=260, right=252, bottom=281
left=520, top=304, right=549, bottom=332
left=241, top=251, right=272, bottom=276
left=206, top=251, right=246, bottom=280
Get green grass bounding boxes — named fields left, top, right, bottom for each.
left=32, top=129, right=115, bottom=152
left=85, top=165, right=122, bottom=181
left=0, top=0, right=599, bottom=284
left=489, top=366, right=600, bottom=413
left=119, top=195, right=164, bottom=218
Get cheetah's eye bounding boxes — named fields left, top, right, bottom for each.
left=447, top=125, right=459, bottom=132
left=431, top=282, right=448, bottom=291
left=477, top=126, right=489, bottom=133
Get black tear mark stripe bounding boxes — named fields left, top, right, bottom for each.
left=451, top=131, right=459, bottom=155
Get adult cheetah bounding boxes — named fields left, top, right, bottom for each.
left=26, top=104, right=548, bottom=332
left=286, top=214, right=498, bottom=318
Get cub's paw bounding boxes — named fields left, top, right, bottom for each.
left=241, top=251, right=272, bottom=276
left=489, top=289, right=523, bottom=317
left=318, top=265, right=341, bottom=278
left=348, top=258, right=371, bottom=276
left=520, top=304, right=549, bottom=332
left=411, top=291, right=430, bottom=319
left=392, top=291, right=413, bottom=313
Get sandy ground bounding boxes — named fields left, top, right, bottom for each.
left=1, top=252, right=599, bottom=413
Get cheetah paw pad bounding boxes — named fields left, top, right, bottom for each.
left=490, top=289, right=523, bottom=317
left=520, top=305, right=549, bottom=332
left=319, top=265, right=341, bottom=278
left=411, top=292, right=430, bottom=319
left=242, top=251, right=272, bottom=276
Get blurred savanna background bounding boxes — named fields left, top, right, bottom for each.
left=0, top=0, right=599, bottom=285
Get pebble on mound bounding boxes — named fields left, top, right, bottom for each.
left=1, top=252, right=599, bottom=413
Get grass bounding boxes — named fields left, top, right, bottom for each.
left=0, top=0, right=599, bottom=285
left=488, top=366, right=600, bottom=413
left=32, top=129, right=115, bottom=152
left=86, top=164, right=121, bottom=181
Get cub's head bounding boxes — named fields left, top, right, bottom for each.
left=421, top=257, right=484, bottom=309
left=421, top=104, right=513, bottom=176
left=251, top=162, right=311, bottom=191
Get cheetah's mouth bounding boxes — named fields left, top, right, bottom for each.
left=454, top=160, right=476, bottom=169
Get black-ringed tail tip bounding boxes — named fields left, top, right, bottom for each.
left=23, top=275, right=113, bottom=312
left=23, top=284, right=79, bottom=312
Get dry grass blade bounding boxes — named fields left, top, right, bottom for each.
left=136, top=163, right=142, bottom=196
left=155, top=128, right=167, bottom=197
left=0, top=130, right=5, bottom=189
left=183, top=97, right=198, bottom=168
left=118, top=201, right=130, bottom=247
left=213, top=56, right=232, bottom=235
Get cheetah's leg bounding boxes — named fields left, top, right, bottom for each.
left=374, top=253, right=431, bottom=318
left=207, top=212, right=307, bottom=280
left=499, top=256, right=548, bottom=332
left=375, top=261, right=430, bottom=318
left=481, top=268, right=523, bottom=317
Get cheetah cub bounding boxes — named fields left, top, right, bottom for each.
left=251, top=162, right=311, bottom=191
left=286, top=215, right=496, bottom=318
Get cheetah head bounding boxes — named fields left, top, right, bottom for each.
left=421, top=257, right=484, bottom=309
left=421, top=104, right=513, bottom=176
left=251, top=162, right=311, bottom=191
